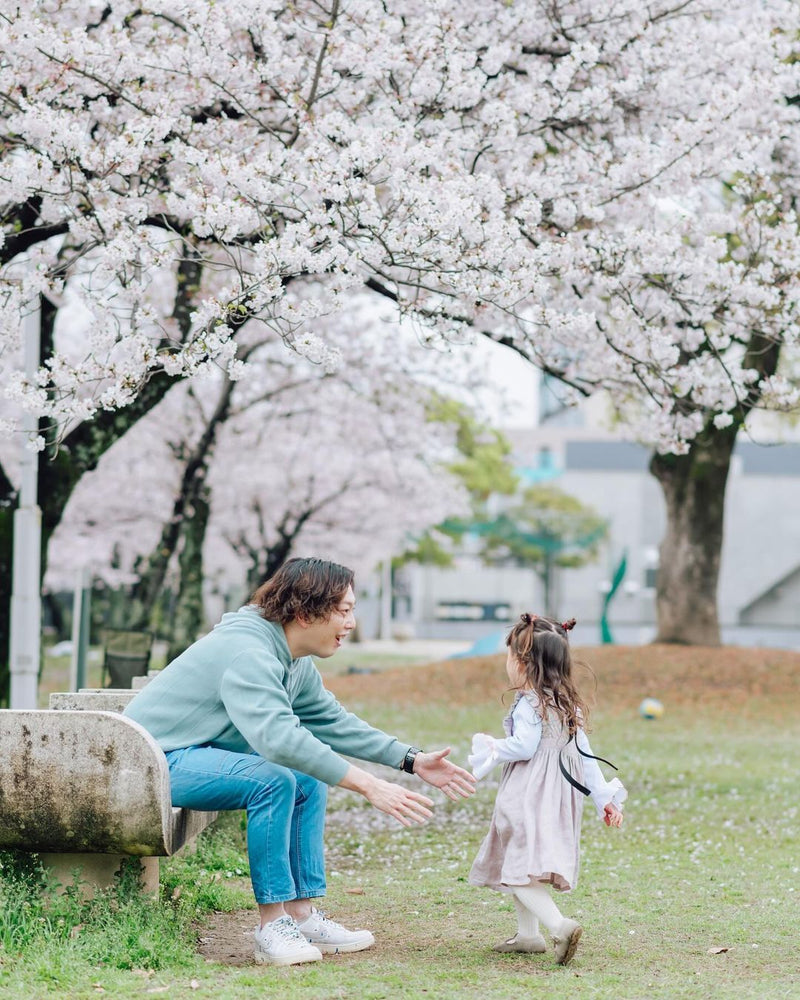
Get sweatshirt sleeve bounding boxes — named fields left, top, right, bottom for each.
left=576, top=728, right=628, bottom=819
left=290, top=661, right=410, bottom=769
left=219, top=647, right=410, bottom=785
left=219, top=646, right=350, bottom=785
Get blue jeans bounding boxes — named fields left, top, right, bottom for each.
left=165, top=746, right=327, bottom=905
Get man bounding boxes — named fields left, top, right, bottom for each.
left=124, top=557, right=476, bottom=966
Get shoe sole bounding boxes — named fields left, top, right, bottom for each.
left=254, top=948, right=323, bottom=966
left=311, top=936, right=376, bottom=955
left=555, top=925, right=582, bottom=966
left=493, top=937, right=548, bottom=954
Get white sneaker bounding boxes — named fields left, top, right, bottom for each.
left=296, top=907, right=375, bottom=954
left=253, top=915, right=323, bottom=966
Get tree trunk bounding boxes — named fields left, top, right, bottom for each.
left=0, top=256, right=203, bottom=702
left=166, top=485, right=210, bottom=663
left=245, top=536, right=295, bottom=595
left=649, top=425, right=738, bottom=645
left=128, top=506, right=186, bottom=630
left=129, top=375, right=238, bottom=630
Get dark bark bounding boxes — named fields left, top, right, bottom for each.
left=425, top=285, right=780, bottom=644
left=129, top=351, right=307, bottom=638
left=166, top=484, right=210, bottom=663
left=244, top=532, right=295, bottom=595
left=0, top=197, right=69, bottom=265
left=0, top=252, right=203, bottom=701
left=128, top=372, right=238, bottom=630
left=648, top=329, right=781, bottom=645
left=649, top=425, right=738, bottom=645
left=42, top=590, right=67, bottom=639
left=38, top=368, right=179, bottom=547
left=237, top=498, right=339, bottom=595
left=38, top=252, right=203, bottom=549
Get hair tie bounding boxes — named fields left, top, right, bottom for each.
left=561, top=618, right=576, bottom=632
left=520, top=612, right=537, bottom=626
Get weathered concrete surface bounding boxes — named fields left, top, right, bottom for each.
left=0, top=710, right=174, bottom=855
left=131, top=671, right=161, bottom=690
left=49, top=690, right=138, bottom=712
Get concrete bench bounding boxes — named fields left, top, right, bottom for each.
left=0, top=699, right=217, bottom=894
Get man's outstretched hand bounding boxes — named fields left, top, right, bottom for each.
left=413, top=748, right=477, bottom=800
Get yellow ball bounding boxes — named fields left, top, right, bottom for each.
left=639, top=697, right=664, bottom=720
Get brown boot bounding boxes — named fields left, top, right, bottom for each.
left=493, top=933, right=547, bottom=954
left=553, top=919, right=582, bottom=965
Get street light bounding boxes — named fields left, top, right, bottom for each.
left=9, top=296, right=42, bottom=708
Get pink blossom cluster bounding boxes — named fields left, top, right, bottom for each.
left=43, top=299, right=474, bottom=589
left=1, top=1, right=799, bottom=449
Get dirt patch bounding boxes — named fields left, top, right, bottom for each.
left=197, top=904, right=426, bottom=972
left=194, top=897, right=398, bottom=968
left=194, top=896, right=437, bottom=968
left=326, top=644, right=800, bottom=711
left=196, top=908, right=256, bottom=966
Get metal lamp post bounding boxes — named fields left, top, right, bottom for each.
left=9, top=298, right=42, bottom=708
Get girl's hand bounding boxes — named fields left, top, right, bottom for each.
left=603, top=803, right=624, bottom=828
left=413, top=748, right=477, bottom=800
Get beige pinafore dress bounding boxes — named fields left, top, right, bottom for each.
left=469, top=692, right=585, bottom=892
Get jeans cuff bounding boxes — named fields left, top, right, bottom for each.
left=295, top=888, right=325, bottom=900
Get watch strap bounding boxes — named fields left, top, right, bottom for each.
left=401, top=747, right=421, bottom=774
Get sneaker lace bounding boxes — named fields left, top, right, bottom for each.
left=313, top=910, right=346, bottom=934
left=272, top=916, right=306, bottom=942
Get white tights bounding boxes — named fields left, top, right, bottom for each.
left=512, top=882, right=566, bottom=936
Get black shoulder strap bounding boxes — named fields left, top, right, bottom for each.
left=558, top=734, right=618, bottom=797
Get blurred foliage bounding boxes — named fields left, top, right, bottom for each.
left=398, top=398, right=606, bottom=615
left=397, top=398, right=519, bottom=569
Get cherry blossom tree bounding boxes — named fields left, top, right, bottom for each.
left=2, top=0, right=800, bottom=658
left=2, top=1, right=796, bottom=431
left=604, top=179, right=800, bottom=644
left=45, top=305, right=472, bottom=657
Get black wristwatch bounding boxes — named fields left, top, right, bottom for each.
left=401, top=747, right=422, bottom=774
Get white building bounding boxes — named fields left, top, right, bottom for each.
left=391, top=407, right=800, bottom=651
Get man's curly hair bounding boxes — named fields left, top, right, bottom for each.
left=250, top=558, right=354, bottom=624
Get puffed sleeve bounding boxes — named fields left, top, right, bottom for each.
left=576, top=728, right=628, bottom=819
left=468, top=697, right=543, bottom=779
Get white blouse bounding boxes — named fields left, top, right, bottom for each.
left=468, top=694, right=627, bottom=820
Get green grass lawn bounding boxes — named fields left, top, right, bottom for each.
left=3, top=648, right=799, bottom=999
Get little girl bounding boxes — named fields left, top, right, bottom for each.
left=468, top=613, right=626, bottom=966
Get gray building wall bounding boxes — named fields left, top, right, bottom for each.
left=718, top=446, right=800, bottom=628
left=404, top=430, right=800, bottom=649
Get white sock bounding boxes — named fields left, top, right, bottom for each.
left=512, top=895, right=541, bottom=939
left=513, top=883, right=565, bottom=936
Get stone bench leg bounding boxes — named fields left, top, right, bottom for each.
left=39, top=853, right=160, bottom=898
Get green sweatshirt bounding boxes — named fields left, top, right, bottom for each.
left=123, top=606, right=410, bottom=786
